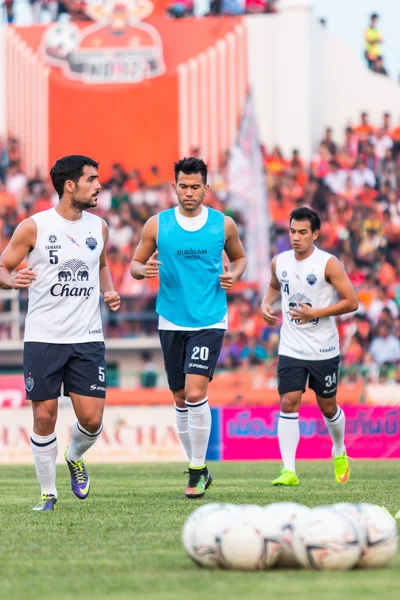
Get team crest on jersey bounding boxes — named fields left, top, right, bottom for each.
left=48, top=234, right=57, bottom=243
left=282, top=271, right=287, bottom=278
left=86, top=234, right=97, bottom=251
left=25, top=373, right=34, bottom=392
left=306, top=273, right=317, bottom=285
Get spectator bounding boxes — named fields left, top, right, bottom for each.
left=351, top=159, right=376, bottom=189
left=241, top=336, right=268, bottom=366
left=364, top=13, right=383, bottom=69
left=321, top=127, right=337, bottom=155
left=354, top=112, right=375, bottom=146
left=140, top=351, right=158, bottom=388
left=369, top=322, right=400, bottom=365
left=371, top=56, right=388, bottom=76
left=5, top=161, right=27, bottom=204
left=368, top=286, right=399, bottom=324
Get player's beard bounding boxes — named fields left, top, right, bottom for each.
left=71, top=194, right=98, bottom=211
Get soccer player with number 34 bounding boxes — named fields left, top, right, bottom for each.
left=261, top=207, right=359, bottom=487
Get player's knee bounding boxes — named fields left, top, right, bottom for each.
left=319, top=397, right=337, bottom=419
left=173, top=390, right=186, bottom=408
left=185, top=388, right=207, bottom=405
left=78, top=414, right=103, bottom=433
left=32, top=403, right=57, bottom=435
left=280, top=394, right=301, bottom=413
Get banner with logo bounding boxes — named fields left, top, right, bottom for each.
left=0, top=405, right=187, bottom=464
left=221, top=406, right=400, bottom=460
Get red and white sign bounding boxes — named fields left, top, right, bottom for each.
left=0, top=405, right=186, bottom=464
left=0, top=375, right=27, bottom=408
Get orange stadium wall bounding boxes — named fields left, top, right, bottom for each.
left=6, top=14, right=245, bottom=178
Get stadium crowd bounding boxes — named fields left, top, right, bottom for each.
left=0, top=110, right=399, bottom=384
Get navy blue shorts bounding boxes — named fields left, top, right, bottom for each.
left=277, top=354, right=340, bottom=399
left=23, top=342, right=106, bottom=401
left=159, top=329, right=225, bottom=392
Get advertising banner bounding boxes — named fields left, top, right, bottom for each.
left=0, top=405, right=187, bottom=464
left=0, top=375, right=27, bottom=408
left=221, top=406, right=400, bottom=460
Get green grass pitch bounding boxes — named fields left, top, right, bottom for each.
left=0, top=460, right=399, bottom=600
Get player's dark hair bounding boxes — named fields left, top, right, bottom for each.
left=290, top=207, right=321, bottom=232
left=50, top=155, right=99, bottom=198
left=174, top=157, right=208, bottom=185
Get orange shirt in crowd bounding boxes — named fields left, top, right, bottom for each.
left=270, top=197, right=294, bottom=225
left=354, top=123, right=376, bottom=141
left=359, top=186, right=379, bottom=206
left=390, top=127, right=400, bottom=143
left=378, top=261, right=396, bottom=287
left=294, top=169, right=308, bottom=189
left=265, top=156, right=287, bottom=176
left=0, top=189, right=17, bottom=209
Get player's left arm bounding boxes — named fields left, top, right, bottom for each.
left=99, top=219, right=121, bottom=312
left=290, top=257, right=359, bottom=322
left=220, top=216, right=246, bottom=290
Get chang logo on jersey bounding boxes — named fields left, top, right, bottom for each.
left=287, top=292, right=319, bottom=325
left=177, top=248, right=208, bottom=259
left=50, top=258, right=93, bottom=298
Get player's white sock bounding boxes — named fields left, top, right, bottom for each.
left=67, top=421, right=103, bottom=461
left=30, top=431, right=58, bottom=498
left=186, top=397, right=211, bottom=468
left=278, top=412, right=300, bottom=473
left=175, top=404, right=191, bottom=460
left=324, top=406, right=346, bottom=457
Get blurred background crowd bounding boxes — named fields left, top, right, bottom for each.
left=0, top=108, right=399, bottom=384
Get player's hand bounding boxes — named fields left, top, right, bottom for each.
left=289, top=302, right=315, bottom=323
left=219, top=264, right=236, bottom=290
left=143, top=251, right=162, bottom=278
left=12, top=267, right=36, bottom=289
left=104, top=290, right=121, bottom=312
left=261, top=301, right=279, bottom=325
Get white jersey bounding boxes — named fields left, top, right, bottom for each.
left=24, top=208, right=104, bottom=344
left=276, top=247, right=340, bottom=360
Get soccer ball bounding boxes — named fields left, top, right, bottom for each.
left=43, top=23, right=80, bottom=60
left=182, top=503, right=228, bottom=565
left=183, top=504, right=239, bottom=568
left=292, top=507, right=361, bottom=570
left=354, top=504, right=398, bottom=568
left=264, top=502, right=312, bottom=567
left=217, top=521, right=265, bottom=570
left=237, top=504, right=282, bottom=567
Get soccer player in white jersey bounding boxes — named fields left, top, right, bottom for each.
left=261, top=207, right=358, bottom=486
left=0, top=155, right=120, bottom=510
left=130, top=157, right=246, bottom=498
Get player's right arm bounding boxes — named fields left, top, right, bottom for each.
left=0, top=219, right=37, bottom=289
left=130, top=216, right=162, bottom=280
left=261, top=256, right=281, bottom=326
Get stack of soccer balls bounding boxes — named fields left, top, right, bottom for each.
left=182, top=502, right=398, bottom=570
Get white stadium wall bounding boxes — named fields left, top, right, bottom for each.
left=246, top=1, right=400, bottom=160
